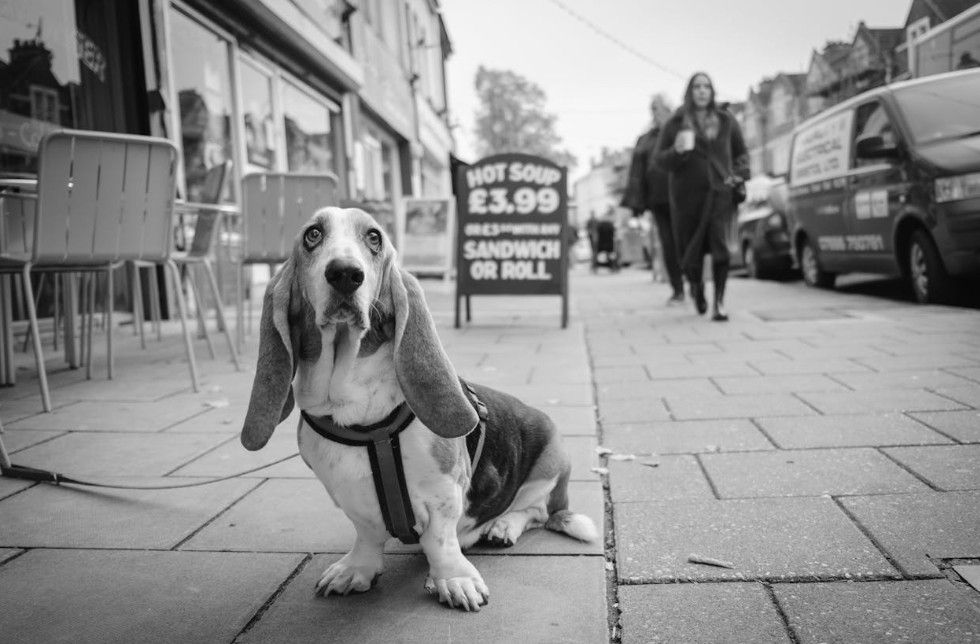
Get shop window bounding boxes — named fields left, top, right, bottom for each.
left=0, top=0, right=145, bottom=174
left=169, top=9, right=235, bottom=203
left=239, top=56, right=276, bottom=172
left=281, top=79, right=340, bottom=176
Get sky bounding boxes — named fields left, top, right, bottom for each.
left=440, top=0, right=912, bottom=181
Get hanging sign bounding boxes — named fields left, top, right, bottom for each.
left=454, top=153, right=568, bottom=327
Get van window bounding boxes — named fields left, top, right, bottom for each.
left=893, top=73, right=980, bottom=144
left=853, top=101, right=896, bottom=168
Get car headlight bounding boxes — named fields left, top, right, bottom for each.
left=935, top=172, right=980, bottom=203
left=766, top=212, right=784, bottom=228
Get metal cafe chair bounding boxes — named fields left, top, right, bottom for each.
left=236, top=172, right=338, bottom=348
left=0, top=129, right=203, bottom=410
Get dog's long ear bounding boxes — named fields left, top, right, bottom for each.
left=241, top=259, right=299, bottom=450
left=389, top=263, right=478, bottom=438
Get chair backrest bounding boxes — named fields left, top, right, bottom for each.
left=34, top=129, right=179, bottom=265
left=241, top=172, right=338, bottom=263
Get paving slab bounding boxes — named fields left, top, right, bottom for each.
left=882, top=445, right=980, bottom=490
left=712, top=374, right=848, bottom=395
left=598, top=396, right=673, bottom=424
left=10, top=431, right=231, bottom=477
left=608, top=456, right=714, bottom=502
left=0, top=477, right=32, bottom=500
left=536, top=404, right=596, bottom=435
left=701, top=448, right=930, bottom=498
left=645, top=361, right=758, bottom=379
left=0, top=548, right=21, bottom=564
left=908, top=410, right=980, bottom=442
left=603, top=419, right=773, bottom=455
left=593, top=365, right=650, bottom=384
left=0, top=477, right=259, bottom=548
left=955, top=565, right=980, bottom=593
left=170, top=429, right=310, bottom=478
left=755, top=413, right=950, bottom=449
left=840, top=491, right=980, bottom=576
left=797, top=389, right=967, bottom=415
left=489, top=382, right=594, bottom=407
left=614, top=497, right=897, bottom=582
left=54, top=375, right=191, bottom=401
left=181, top=478, right=357, bottom=553
left=564, top=435, right=600, bottom=480
left=666, top=393, right=817, bottom=420
left=773, top=579, right=980, bottom=644
left=856, top=354, right=980, bottom=372
left=829, top=369, right=974, bottom=391
left=749, top=358, right=871, bottom=375
left=1, top=394, right=78, bottom=422
left=7, top=399, right=208, bottom=431
left=528, top=363, right=592, bottom=384
left=0, top=428, right=66, bottom=452
left=934, top=384, right=980, bottom=408
left=595, top=378, right=719, bottom=406
left=618, top=582, right=791, bottom=644
left=238, top=554, right=607, bottom=644
left=0, top=549, right=303, bottom=644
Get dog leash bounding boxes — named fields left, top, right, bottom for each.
left=0, top=449, right=300, bottom=490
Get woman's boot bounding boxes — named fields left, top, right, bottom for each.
left=711, top=262, right=729, bottom=322
left=691, top=281, right=707, bottom=315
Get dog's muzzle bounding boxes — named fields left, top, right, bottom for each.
left=325, top=259, right=364, bottom=295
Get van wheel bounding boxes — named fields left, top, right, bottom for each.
left=800, top=239, right=835, bottom=289
left=909, top=230, right=952, bottom=304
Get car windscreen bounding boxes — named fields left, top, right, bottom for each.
left=893, top=74, right=980, bottom=145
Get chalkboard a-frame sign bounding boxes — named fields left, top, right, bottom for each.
left=454, top=153, right=569, bottom=328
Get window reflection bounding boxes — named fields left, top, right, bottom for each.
left=240, top=57, right=275, bottom=172
left=282, top=80, right=338, bottom=175
left=170, top=10, right=234, bottom=202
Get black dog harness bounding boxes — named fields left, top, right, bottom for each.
left=300, top=385, right=488, bottom=545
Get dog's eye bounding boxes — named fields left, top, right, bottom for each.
left=303, top=227, right=323, bottom=248
left=365, top=228, right=382, bottom=252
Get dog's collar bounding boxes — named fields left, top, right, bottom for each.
left=301, top=385, right=487, bottom=546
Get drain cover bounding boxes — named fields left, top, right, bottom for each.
left=753, top=308, right=856, bottom=322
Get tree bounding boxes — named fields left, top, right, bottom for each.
left=472, top=66, right=577, bottom=171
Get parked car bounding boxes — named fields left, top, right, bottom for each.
left=728, top=175, right=796, bottom=279
left=786, top=68, right=980, bottom=303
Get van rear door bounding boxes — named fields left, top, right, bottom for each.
left=842, top=99, right=906, bottom=273
left=789, top=109, right=853, bottom=270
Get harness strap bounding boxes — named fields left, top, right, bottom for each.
left=301, top=388, right=488, bottom=546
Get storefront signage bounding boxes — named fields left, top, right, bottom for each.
left=454, top=153, right=568, bottom=327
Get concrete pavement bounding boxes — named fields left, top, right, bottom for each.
left=1, top=264, right=979, bottom=642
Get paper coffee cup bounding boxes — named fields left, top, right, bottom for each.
left=678, top=130, right=695, bottom=152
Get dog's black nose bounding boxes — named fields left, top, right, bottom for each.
left=325, top=260, right=365, bottom=295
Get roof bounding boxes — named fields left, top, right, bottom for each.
left=906, top=0, right=979, bottom=26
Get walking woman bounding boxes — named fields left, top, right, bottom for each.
left=655, top=72, right=749, bottom=321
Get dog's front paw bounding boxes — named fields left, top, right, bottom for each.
left=315, top=556, right=382, bottom=597
left=424, top=567, right=490, bottom=612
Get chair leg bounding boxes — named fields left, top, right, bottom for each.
left=21, top=265, right=52, bottom=412
left=131, top=263, right=146, bottom=349
left=85, top=273, right=96, bottom=380
left=20, top=273, right=45, bottom=353
left=188, top=265, right=216, bottom=359
left=1, top=275, right=16, bottom=385
left=52, top=274, right=60, bottom=352
left=202, top=259, right=241, bottom=371
left=235, top=262, right=244, bottom=353
left=148, top=266, right=162, bottom=341
left=105, top=267, right=114, bottom=380
left=167, top=260, right=200, bottom=392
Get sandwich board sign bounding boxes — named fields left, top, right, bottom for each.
left=453, top=153, right=569, bottom=328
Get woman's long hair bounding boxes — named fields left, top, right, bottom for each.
left=680, top=71, right=721, bottom=139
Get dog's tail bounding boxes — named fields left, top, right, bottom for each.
left=545, top=510, right=599, bottom=542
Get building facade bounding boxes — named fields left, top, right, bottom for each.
left=0, top=0, right=457, bottom=247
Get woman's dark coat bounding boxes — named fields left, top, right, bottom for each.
left=654, top=109, right=749, bottom=275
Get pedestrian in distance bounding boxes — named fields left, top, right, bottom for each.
left=655, top=72, right=750, bottom=321
left=621, top=94, right=685, bottom=305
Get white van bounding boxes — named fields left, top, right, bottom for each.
left=786, top=69, right=980, bottom=303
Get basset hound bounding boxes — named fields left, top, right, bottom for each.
left=241, top=206, right=596, bottom=612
